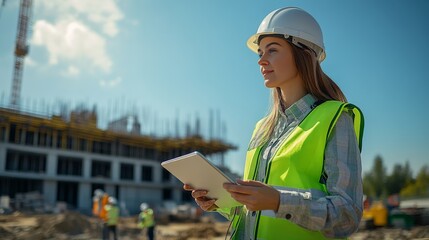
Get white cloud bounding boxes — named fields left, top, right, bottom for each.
left=36, top=0, right=123, bottom=36
left=79, top=1, right=124, bottom=36
left=31, top=0, right=123, bottom=74
left=99, top=77, right=122, bottom=88
left=32, top=19, right=112, bottom=72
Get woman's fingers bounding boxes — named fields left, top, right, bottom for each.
left=196, top=198, right=217, bottom=210
left=183, top=184, right=217, bottom=211
left=223, top=180, right=280, bottom=211
left=224, top=179, right=268, bottom=195
left=191, top=190, right=208, bottom=199
left=236, top=179, right=265, bottom=186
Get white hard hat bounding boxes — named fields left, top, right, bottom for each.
left=247, top=7, right=326, bottom=62
left=108, top=197, right=117, bottom=205
left=140, top=203, right=148, bottom=211
left=94, top=189, right=104, bottom=197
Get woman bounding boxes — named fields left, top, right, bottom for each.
left=185, top=7, right=364, bottom=239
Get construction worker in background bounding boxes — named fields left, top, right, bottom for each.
left=138, top=203, right=155, bottom=240
left=103, top=196, right=120, bottom=240
left=92, top=189, right=103, bottom=216
left=92, top=189, right=109, bottom=220
left=100, top=192, right=109, bottom=221
left=185, top=6, right=364, bottom=240
left=92, top=189, right=110, bottom=238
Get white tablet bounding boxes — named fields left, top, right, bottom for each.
left=161, top=151, right=242, bottom=208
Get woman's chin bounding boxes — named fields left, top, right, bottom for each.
left=264, top=80, right=276, bottom=88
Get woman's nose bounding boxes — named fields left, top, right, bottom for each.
left=258, top=57, right=268, bottom=66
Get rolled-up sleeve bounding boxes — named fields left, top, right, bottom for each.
left=275, top=112, right=363, bottom=238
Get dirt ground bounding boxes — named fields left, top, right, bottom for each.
left=0, top=211, right=428, bottom=240
left=0, top=211, right=230, bottom=240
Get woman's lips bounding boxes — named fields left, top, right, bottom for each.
left=262, top=69, right=273, bottom=76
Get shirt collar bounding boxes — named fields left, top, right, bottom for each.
left=282, top=94, right=317, bottom=121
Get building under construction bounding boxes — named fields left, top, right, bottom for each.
left=1, top=0, right=237, bottom=216
left=0, top=105, right=237, bottom=214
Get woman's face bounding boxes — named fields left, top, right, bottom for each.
left=257, top=36, right=301, bottom=89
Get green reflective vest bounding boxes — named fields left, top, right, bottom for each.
left=105, top=205, right=120, bottom=226
left=139, top=209, right=155, bottom=228
left=231, top=101, right=364, bottom=240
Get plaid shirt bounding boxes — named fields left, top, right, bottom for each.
left=240, top=94, right=363, bottom=239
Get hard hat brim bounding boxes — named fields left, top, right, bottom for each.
left=246, top=33, right=326, bottom=62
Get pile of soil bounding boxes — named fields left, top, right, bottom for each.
left=38, top=211, right=94, bottom=236
left=0, top=212, right=99, bottom=240
left=0, top=225, right=14, bottom=239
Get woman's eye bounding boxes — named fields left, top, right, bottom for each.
left=258, top=49, right=277, bottom=58
left=268, top=48, right=277, bottom=54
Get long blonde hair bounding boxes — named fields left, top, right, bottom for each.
left=250, top=39, right=347, bottom=148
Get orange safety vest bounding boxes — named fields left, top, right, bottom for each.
left=92, top=198, right=100, bottom=216
left=92, top=194, right=109, bottom=221
left=99, top=194, right=109, bottom=221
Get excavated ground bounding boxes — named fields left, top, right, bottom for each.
left=0, top=211, right=428, bottom=240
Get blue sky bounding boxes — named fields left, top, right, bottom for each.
left=1, top=0, right=428, bottom=176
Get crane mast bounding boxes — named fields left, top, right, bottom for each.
left=10, top=0, right=32, bottom=109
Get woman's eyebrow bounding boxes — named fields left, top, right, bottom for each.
left=257, top=42, right=282, bottom=53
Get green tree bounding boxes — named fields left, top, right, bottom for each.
left=386, top=161, right=413, bottom=195
left=363, top=174, right=375, bottom=197
left=401, top=165, right=429, bottom=197
left=363, top=155, right=387, bottom=198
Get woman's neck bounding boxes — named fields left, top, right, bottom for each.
left=280, top=87, right=307, bottom=108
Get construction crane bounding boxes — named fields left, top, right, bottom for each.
left=10, top=0, right=33, bottom=109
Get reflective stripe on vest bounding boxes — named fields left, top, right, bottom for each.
left=231, top=101, right=364, bottom=240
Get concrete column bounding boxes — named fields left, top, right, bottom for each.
left=135, top=163, right=141, bottom=183
left=46, top=152, right=57, bottom=177
left=0, top=143, right=6, bottom=172
left=43, top=180, right=57, bottom=206
left=83, top=156, right=91, bottom=179
left=78, top=183, right=91, bottom=212
left=111, top=159, right=119, bottom=181
left=153, top=164, right=161, bottom=183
